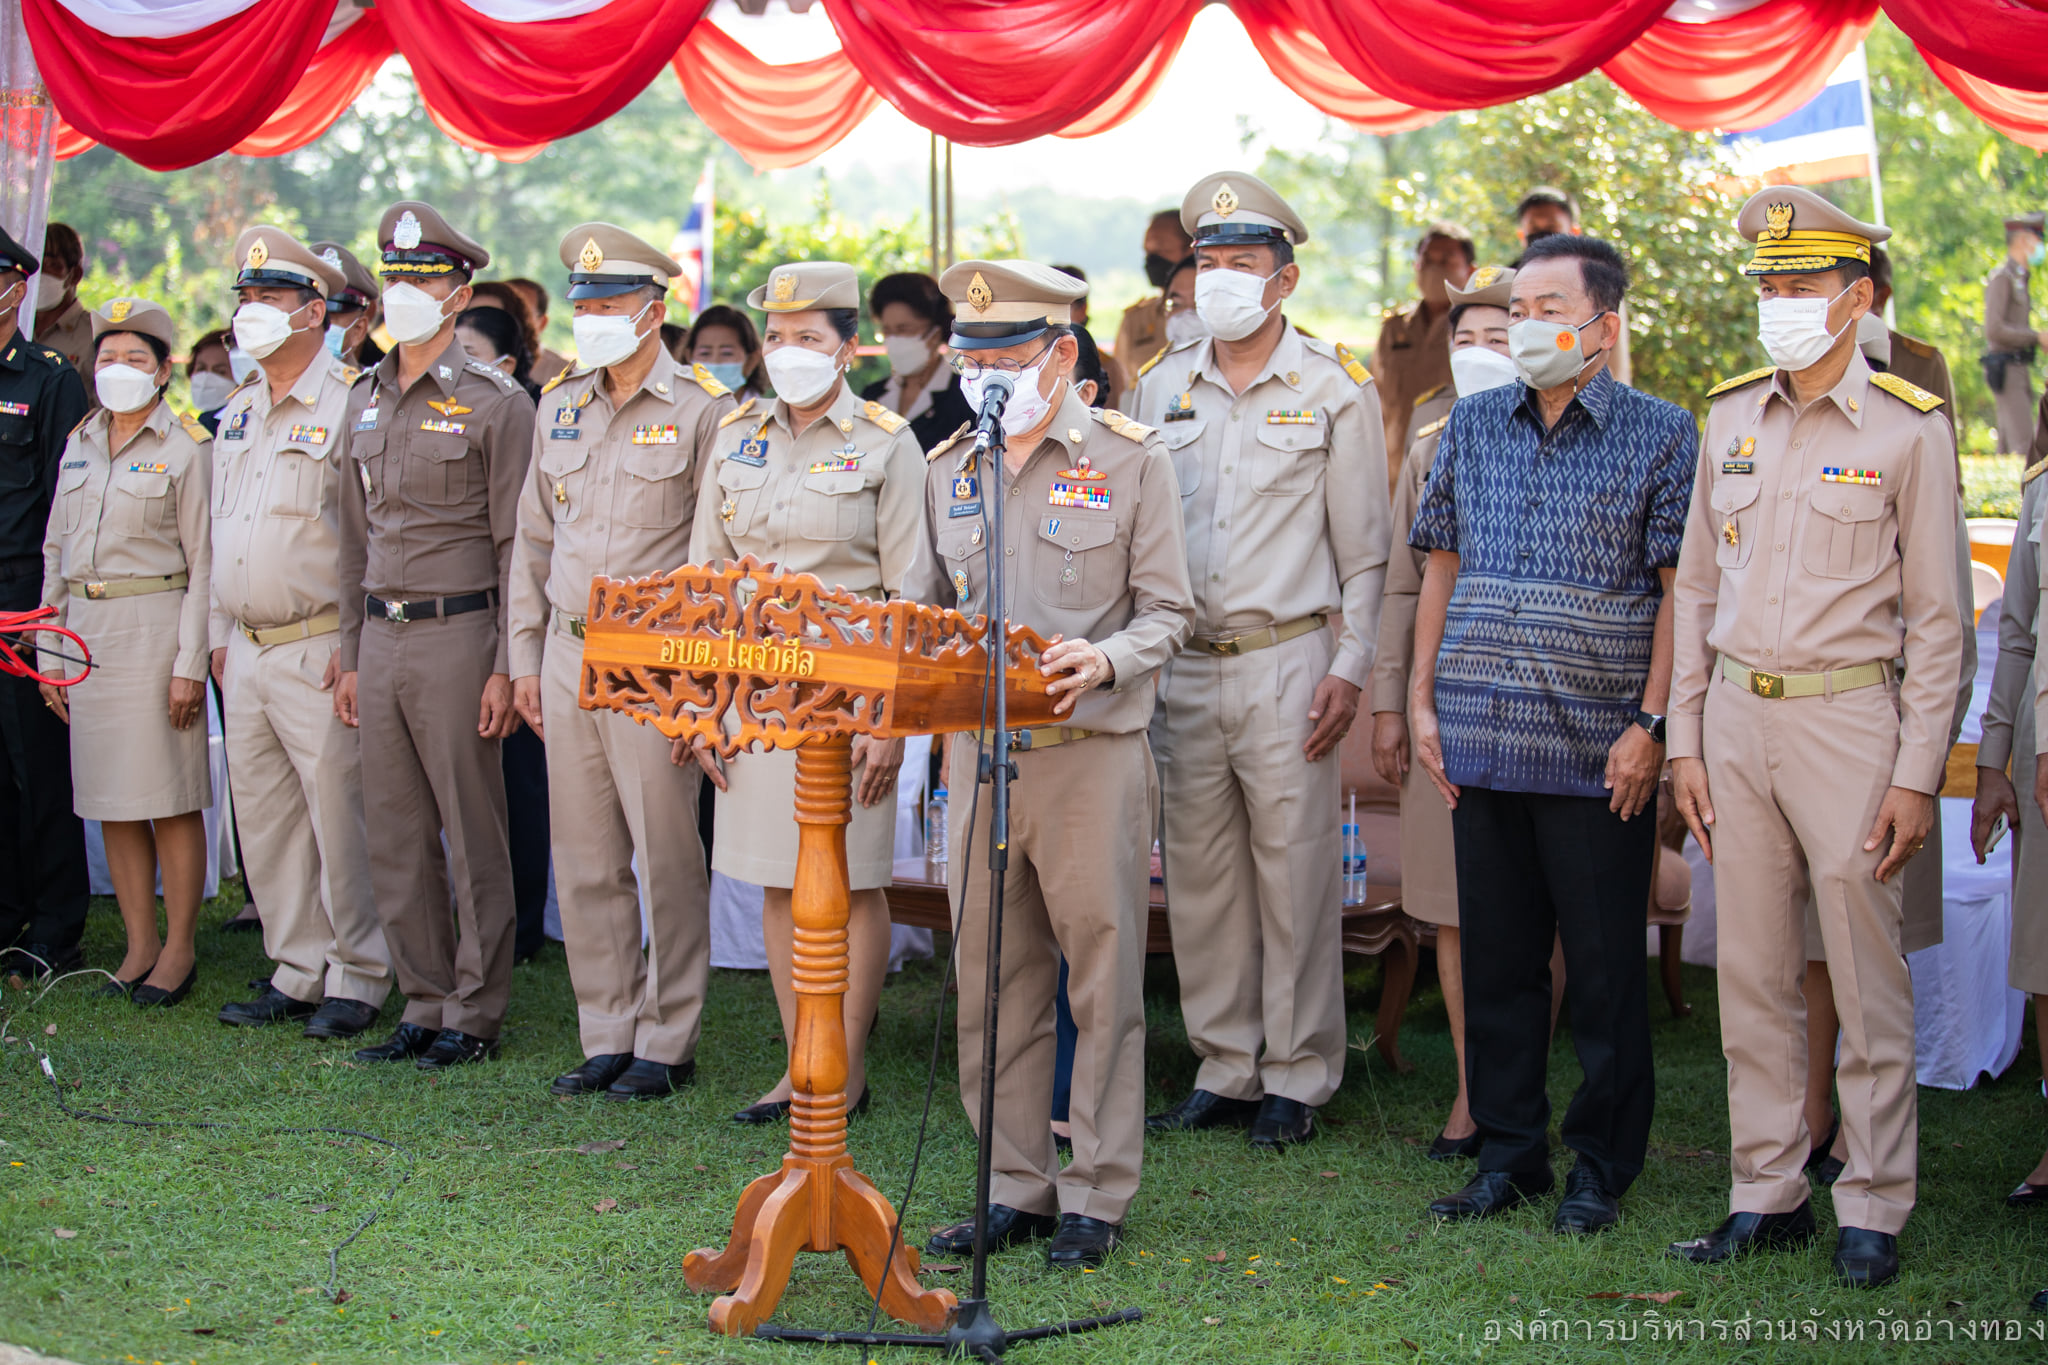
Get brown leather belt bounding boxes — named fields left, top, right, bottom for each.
left=1185, top=613, right=1326, bottom=657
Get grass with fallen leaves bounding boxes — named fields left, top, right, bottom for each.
left=4, top=885, right=2048, bottom=1363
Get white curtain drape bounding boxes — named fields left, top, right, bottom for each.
left=1, top=0, right=57, bottom=341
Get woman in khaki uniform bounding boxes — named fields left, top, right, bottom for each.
left=37, top=299, right=212, bottom=1006
left=686, top=261, right=927, bottom=1120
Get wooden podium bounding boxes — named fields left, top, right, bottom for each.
left=577, top=556, right=1062, bottom=1337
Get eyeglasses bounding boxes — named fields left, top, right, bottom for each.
left=950, top=341, right=1052, bottom=381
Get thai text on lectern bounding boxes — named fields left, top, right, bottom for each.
left=577, top=555, right=1060, bottom=1336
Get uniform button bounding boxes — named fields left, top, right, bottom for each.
left=1217, top=519, right=1227, bottom=528
left=1210, top=572, right=1220, bottom=581
left=775, top=501, right=784, bottom=510
left=1782, top=491, right=1791, bottom=499
left=1763, top=648, right=1773, bottom=656
left=1222, top=464, right=1233, bottom=473
left=1792, top=440, right=1802, bottom=449
left=1776, top=543, right=1784, bottom=551
left=1841, top=506, right=1851, bottom=516
left=1230, top=412, right=1241, bottom=422
left=1010, top=487, right=1020, bottom=497
left=1768, top=596, right=1777, bottom=604
left=1005, top=547, right=1015, bottom=557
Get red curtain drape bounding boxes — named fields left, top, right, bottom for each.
left=1230, top=6, right=1443, bottom=134
left=1605, top=0, right=1880, bottom=131
left=1054, top=9, right=1199, bottom=139
left=24, top=0, right=335, bottom=171
left=1919, top=48, right=2048, bottom=150
left=1883, top=0, right=2048, bottom=93
left=673, top=22, right=882, bottom=171
left=229, top=9, right=396, bottom=158
left=820, top=0, right=1205, bottom=146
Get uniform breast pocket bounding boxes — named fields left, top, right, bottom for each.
left=715, top=459, right=772, bottom=538
left=409, top=432, right=471, bottom=506
left=110, top=468, right=171, bottom=538
left=538, top=443, right=590, bottom=525
left=0, top=414, right=34, bottom=487
left=1710, top=478, right=1762, bottom=569
left=1250, top=423, right=1324, bottom=497
left=265, top=447, right=327, bottom=521
left=621, top=447, right=694, bottom=530
left=1032, top=514, right=1120, bottom=612
left=935, top=522, right=986, bottom=607
left=1160, top=420, right=1205, bottom=497
left=1802, top=484, right=1890, bottom=580
left=797, top=469, right=867, bottom=542
left=57, top=461, right=91, bottom=535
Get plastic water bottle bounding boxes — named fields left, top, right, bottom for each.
left=925, top=786, right=949, bottom=872
left=1341, top=790, right=1368, bottom=906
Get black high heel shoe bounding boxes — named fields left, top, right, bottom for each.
left=95, top=963, right=158, bottom=999
left=731, top=1087, right=871, bottom=1126
left=132, top=965, right=197, bottom=1008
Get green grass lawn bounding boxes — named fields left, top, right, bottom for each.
left=6, top=886, right=2048, bottom=1363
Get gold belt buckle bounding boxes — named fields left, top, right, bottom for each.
left=1748, top=668, right=1784, bottom=699
left=240, top=622, right=260, bottom=643
left=83, top=582, right=106, bottom=600
left=1208, top=634, right=1243, bottom=656
left=569, top=617, right=586, bottom=639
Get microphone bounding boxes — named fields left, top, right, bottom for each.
left=970, top=370, right=1016, bottom=454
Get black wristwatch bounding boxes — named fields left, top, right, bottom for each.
left=1634, top=710, right=1667, bottom=744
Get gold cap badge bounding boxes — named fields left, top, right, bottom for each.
left=245, top=239, right=269, bottom=271
left=1213, top=184, right=1239, bottom=217
left=1763, top=203, right=1794, bottom=241
left=107, top=299, right=131, bottom=323
left=771, top=272, right=796, bottom=303
left=967, top=272, right=993, bottom=313
left=320, top=247, right=342, bottom=271
left=392, top=210, right=423, bottom=251
left=1469, top=265, right=1501, bottom=289
left=578, top=237, right=604, bottom=272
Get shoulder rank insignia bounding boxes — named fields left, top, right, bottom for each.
left=1706, top=367, right=1775, bottom=399
left=927, top=422, right=973, bottom=465
left=718, top=397, right=758, bottom=428
left=1334, top=342, right=1371, bottom=386
left=862, top=400, right=908, bottom=434
left=1413, top=415, right=1449, bottom=441
left=691, top=362, right=730, bottom=398
left=1869, top=371, right=1943, bottom=412
left=179, top=412, right=211, bottom=444
left=539, top=368, right=574, bottom=396
left=2024, top=457, right=2048, bottom=488
left=1412, top=384, right=1445, bottom=409
left=1134, top=345, right=1171, bottom=380
left=1096, top=409, right=1155, bottom=443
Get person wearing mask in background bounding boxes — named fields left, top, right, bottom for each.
left=1129, top=172, right=1389, bottom=1151
left=1372, top=222, right=1475, bottom=460
left=208, top=228, right=391, bottom=1038
left=506, top=277, right=572, bottom=387
left=1114, top=209, right=1194, bottom=364
left=0, top=227, right=90, bottom=980
left=37, top=299, right=211, bottom=1006
left=1370, top=265, right=1524, bottom=1163
left=1667, top=188, right=1963, bottom=1289
left=335, top=202, right=534, bottom=1071
left=1159, top=256, right=1201, bottom=353
left=456, top=306, right=539, bottom=400
left=1985, top=211, right=2046, bottom=458
left=1051, top=265, right=1128, bottom=411
left=1513, top=186, right=1632, bottom=385
left=688, top=260, right=923, bottom=1124
left=1860, top=246, right=1955, bottom=419
left=186, top=329, right=236, bottom=437
left=34, top=223, right=94, bottom=379
left=860, top=271, right=972, bottom=454
left=685, top=304, right=767, bottom=407
left=510, top=225, right=734, bottom=1101
left=310, top=241, right=381, bottom=371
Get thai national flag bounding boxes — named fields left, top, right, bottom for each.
left=1718, top=47, right=1876, bottom=189
left=670, top=164, right=715, bottom=314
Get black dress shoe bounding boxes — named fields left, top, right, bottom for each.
left=1812, top=1153, right=1846, bottom=1187
left=732, top=1098, right=790, bottom=1125
left=1427, top=1168, right=1554, bottom=1221
left=1667, top=1201, right=1815, bottom=1263
left=1046, top=1213, right=1121, bottom=1269
left=1833, top=1226, right=1899, bottom=1287
left=1248, top=1096, right=1316, bottom=1149
left=415, top=1030, right=500, bottom=1070
left=2031, top=1286, right=2048, bottom=1313
left=354, top=1022, right=440, bottom=1063
left=1146, top=1089, right=1260, bottom=1133
left=1428, top=1131, right=1482, bottom=1161
left=217, top=985, right=317, bottom=1027
left=220, top=913, right=263, bottom=934
left=132, top=966, right=197, bottom=1008
left=603, top=1057, right=696, bottom=1100
left=9, top=942, right=83, bottom=977
left=1552, top=1163, right=1620, bottom=1235
left=1803, top=1114, right=1841, bottom=1174
left=303, top=997, right=381, bottom=1040
left=95, top=966, right=153, bottom=999
left=927, top=1204, right=1060, bottom=1256
left=550, top=1053, right=634, bottom=1096
left=2008, top=1180, right=2048, bottom=1208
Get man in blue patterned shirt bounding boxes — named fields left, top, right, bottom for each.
left=1406, top=234, right=1698, bottom=1235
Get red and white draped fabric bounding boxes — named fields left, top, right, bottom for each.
left=22, top=0, right=2048, bottom=169
left=2, top=0, right=58, bottom=337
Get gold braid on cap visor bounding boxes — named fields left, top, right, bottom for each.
left=1743, top=230, right=1872, bottom=275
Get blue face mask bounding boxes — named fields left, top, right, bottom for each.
left=324, top=323, right=349, bottom=359
left=2032, top=239, right=2047, bottom=269
left=703, top=361, right=748, bottom=391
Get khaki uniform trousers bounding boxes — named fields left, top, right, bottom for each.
left=1152, top=627, right=1346, bottom=1106
left=1705, top=674, right=1918, bottom=1235
left=541, top=628, right=710, bottom=1064
left=2008, top=711, right=2048, bottom=995
left=1995, top=363, right=2038, bottom=458
left=358, top=610, right=515, bottom=1037
left=948, top=729, right=1154, bottom=1225
left=225, top=629, right=389, bottom=1005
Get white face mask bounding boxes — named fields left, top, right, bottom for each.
left=381, top=281, right=455, bottom=348
left=1508, top=311, right=1608, bottom=390
left=1194, top=266, right=1281, bottom=342
left=1164, top=308, right=1209, bottom=347
left=1449, top=345, right=1519, bottom=397
left=187, top=371, right=236, bottom=412
left=884, top=333, right=935, bottom=376
left=962, top=359, right=1061, bottom=438
left=95, top=363, right=160, bottom=414
left=0, top=279, right=22, bottom=313
left=226, top=347, right=260, bottom=384
left=34, top=273, right=66, bottom=310
left=232, top=300, right=314, bottom=361
left=1758, top=287, right=1853, bottom=372
left=571, top=300, right=655, bottom=371
left=763, top=344, right=844, bottom=407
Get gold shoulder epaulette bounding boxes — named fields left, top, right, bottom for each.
left=1096, top=408, right=1155, bottom=443
left=1412, top=383, right=1445, bottom=408
left=230, top=372, right=261, bottom=395
left=1134, top=345, right=1170, bottom=380
left=691, top=362, right=730, bottom=398
left=67, top=410, right=94, bottom=439
left=927, top=422, right=972, bottom=464
left=1870, top=370, right=1943, bottom=412
left=2023, top=457, right=2048, bottom=488
left=1413, top=415, right=1449, bottom=441
left=539, top=365, right=583, bottom=397
left=178, top=412, right=210, bottom=444
left=1706, top=367, right=1774, bottom=398
left=1334, top=341, right=1370, bottom=386
left=862, top=399, right=908, bottom=434
left=718, top=397, right=757, bottom=428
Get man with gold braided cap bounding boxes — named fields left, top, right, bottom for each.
left=1668, top=185, right=1964, bottom=1288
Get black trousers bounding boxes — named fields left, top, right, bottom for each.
left=1452, top=785, right=1656, bottom=1195
left=502, top=721, right=551, bottom=961
left=0, top=561, right=87, bottom=955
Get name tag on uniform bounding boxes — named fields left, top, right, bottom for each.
left=419, top=419, right=466, bottom=435
left=1163, top=393, right=1195, bottom=422
left=1266, top=409, right=1317, bottom=425
left=809, top=456, right=861, bottom=473
left=632, top=424, right=678, bottom=445
left=356, top=406, right=380, bottom=431
left=127, top=461, right=168, bottom=474
left=287, top=425, right=327, bottom=444
left=1049, top=481, right=1110, bottom=511
left=0, top=401, right=28, bottom=416
left=62, top=459, right=87, bottom=470
left=949, top=501, right=982, bottom=518
left=1722, top=461, right=1753, bottom=475
left=728, top=445, right=767, bottom=467
left=1821, top=467, right=1882, bottom=486
left=223, top=410, right=249, bottom=440
left=550, top=428, right=581, bottom=440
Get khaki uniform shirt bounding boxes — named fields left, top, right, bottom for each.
left=1980, top=471, right=2044, bottom=771
left=901, top=387, right=1194, bottom=735
left=688, top=382, right=926, bottom=602
left=1669, top=353, right=1965, bottom=794
left=508, top=351, right=734, bottom=678
left=1113, top=295, right=1166, bottom=366
left=1368, top=415, right=1446, bottom=715
left=207, top=353, right=360, bottom=649
left=1124, top=324, right=1390, bottom=688
left=40, top=402, right=213, bottom=679
left=1371, top=299, right=1451, bottom=457
left=1886, top=331, right=1955, bottom=417
left=37, top=301, right=94, bottom=378
left=336, top=336, right=535, bottom=672
left=1987, top=259, right=2035, bottom=353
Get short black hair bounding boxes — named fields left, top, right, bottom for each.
left=42, top=222, right=83, bottom=276
left=456, top=305, right=532, bottom=391
left=98, top=330, right=169, bottom=368
left=823, top=307, right=861, bottom=343
left=1068, top=325, right=1107, bottom=403
left=868, top=272, right=951, bottom=333
left=1418, top=221, right=1476, bottom=266
left=1447, top=300, right=1509, bottom=334
left=505, top=277, right=550, bottom=309
left=1513, top=187, right=1577, bottom=223
left=186, top=327, right=231, bottom=375
left=1517, top=233, right=1628, bottom=313
left=1867, top=245, right=1891, bottom=294
left=1150, top=208, right=1190, bottom=238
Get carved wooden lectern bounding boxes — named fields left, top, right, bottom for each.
left=577, top=556, right=1062, bottom=1337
